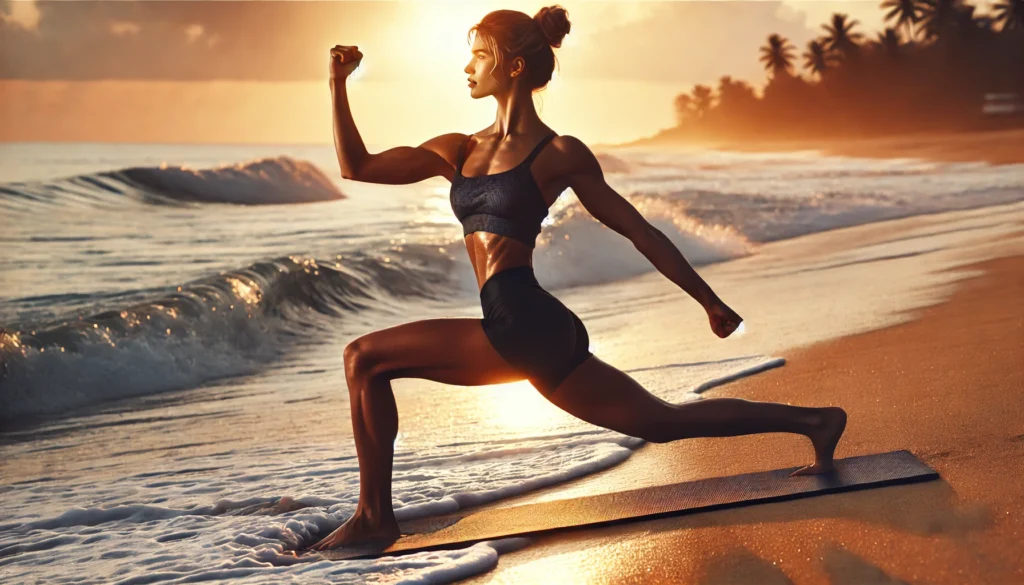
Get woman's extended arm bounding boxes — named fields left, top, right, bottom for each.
left=561, top=137, right=741, bottom=336
left=328, top=45, right=460, bottom=185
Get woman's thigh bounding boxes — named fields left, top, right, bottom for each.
left=544, top=355, right=675, bottom=438
left=347, top=318, right=526, bottom=387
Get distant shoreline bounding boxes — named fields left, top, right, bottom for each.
left=610, top=127, right=1024, bottom=166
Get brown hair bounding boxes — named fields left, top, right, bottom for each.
left=467, top=5, right=571, bottom=93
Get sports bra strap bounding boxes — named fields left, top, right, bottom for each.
left=521, top=133, right=557, bottom=167
left=456, top=132, right=556, bottom=174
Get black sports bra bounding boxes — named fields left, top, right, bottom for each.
left=449, top=133, right=557, bottom=249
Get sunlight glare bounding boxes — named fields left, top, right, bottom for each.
left=406, top=3, right=485, bottom=70
left=416, top=192, right=460, bottom=225
left=481, top=380, right=573, bottom=436
left=732, top=321, right=747, bottom=338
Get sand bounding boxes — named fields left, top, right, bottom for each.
left=706, top=128, right=1024, bottom=166
left=459, top=254, right=1023, bottom=584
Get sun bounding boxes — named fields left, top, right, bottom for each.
left=404, top=3, right=491, bottom=66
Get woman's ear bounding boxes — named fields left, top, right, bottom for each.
left=510, top=56, right=525, bottom=78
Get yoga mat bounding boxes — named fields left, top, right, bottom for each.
left=315, top=449, right=938, bottom=560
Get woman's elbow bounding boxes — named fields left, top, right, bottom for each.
left=338, top=153, right=370, bottom=181
left=339, top=161, right=364, bottom=181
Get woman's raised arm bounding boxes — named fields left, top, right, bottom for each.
left=329, top=45, right=462, bottom=185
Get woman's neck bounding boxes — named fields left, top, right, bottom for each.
left=488, top=89, right=544, bottom=138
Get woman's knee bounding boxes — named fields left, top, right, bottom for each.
left=344, top=336, right=389, bottom=382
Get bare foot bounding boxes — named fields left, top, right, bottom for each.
left=309, top=511, right=400, bottom=551
left=791, top=406, right=848, bottom=476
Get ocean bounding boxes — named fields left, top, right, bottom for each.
left=1, top=141, right=1021, bottom=584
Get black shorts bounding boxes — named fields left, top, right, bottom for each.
left=479, top=266, right=592, bottom=395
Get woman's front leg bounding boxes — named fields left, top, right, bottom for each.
left=310, top=318, right=524, bottom=551
left=310, top=371, right=400, bottom=551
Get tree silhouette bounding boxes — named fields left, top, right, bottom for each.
left=666, top=0, right=1024, bottom=138
left=674, top=94, right=695, bottom=125
left=759, top=33, right=797, bottom=76
left=691, top=85, right=715, bottom=118
left=874, top=27, right=904, bottom=58
left=880, top=0, right=923, bottom=38
left=715, top=75, right=758, bottom=115
left=920, top=0, right=965, bottom=39
left=992, top=0, right=1024, bottom=31
left=822, top=13, right=866, bottom=58
left=803, top=39, right=833, bottom=77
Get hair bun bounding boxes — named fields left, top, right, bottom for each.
left=534, top=5, right=571, bottom=48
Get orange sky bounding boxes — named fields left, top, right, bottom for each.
left=1, top=0, right=954, bottom=146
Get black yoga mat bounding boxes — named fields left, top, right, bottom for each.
left=315, top=449, right=938, bottom=560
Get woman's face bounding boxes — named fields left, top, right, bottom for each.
left=464, top=35, right=506, bottom=99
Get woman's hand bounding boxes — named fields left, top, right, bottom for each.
left=706, top=299, right=743, bottom=338
left=330, top=45, right=363, bottom=80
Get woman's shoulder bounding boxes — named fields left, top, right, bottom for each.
left=550, top=134, right=586, bottom=151
left=418, top=132, right=474, bottom=166
left=549, top=135, right=600, bottom=173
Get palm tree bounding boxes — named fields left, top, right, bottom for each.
left=759, top=33, right=797, bottom=76
left=880, top=0, right=923, bottom=38
left=673, top=93, right=694, bottom=125
left=802, top=39, right=833, bottom=77
left=951, top=3, right=984, bottom=39
left=822, top=13, right=866, bottom=58
left=691, top=85, right=715, bottom=118
left=716, top=75, right=757, bottom=112
left=919, top=0, right=964, bottom=40
left=873, top=27, right=904, bottom=58
left=992, top=0, right=1024, bottom=31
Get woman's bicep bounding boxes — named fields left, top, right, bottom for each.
left=346, top=134, right=462, bottom=185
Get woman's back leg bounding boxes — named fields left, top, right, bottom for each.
left=548, top=355, right=847, bottom=474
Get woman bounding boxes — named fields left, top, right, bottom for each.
left=312, top=5, right=847, bottom=551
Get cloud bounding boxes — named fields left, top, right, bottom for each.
left=0, top=1, right=402, bottom=81
left=109, top=20, right=142, bottom=37
left=0, top=0, right=41, bottom=31
left=183, top=23, right=203, bottom=43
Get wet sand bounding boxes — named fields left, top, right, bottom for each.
left=463, top=254, right=1024, bottom=584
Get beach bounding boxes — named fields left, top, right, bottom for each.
left=461, top=250, right=1023, bottom=584
left=704, top=128, right=1024, bottom=167
left=1, top=140, right=1021, bottom=584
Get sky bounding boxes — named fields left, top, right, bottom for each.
left=0, top=0, right=931, bottom=146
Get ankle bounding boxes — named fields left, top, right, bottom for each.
left=354, top=504, right=396, bottom=527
